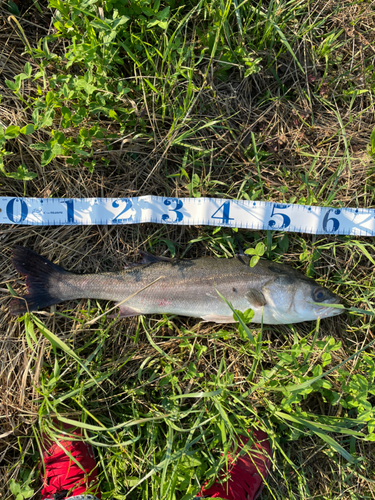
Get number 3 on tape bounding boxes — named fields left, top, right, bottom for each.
left=162, top=198, right=184, bottom=222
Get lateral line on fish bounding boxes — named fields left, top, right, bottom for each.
left=168, top=273, right=246, bottom=287
left=85, top=276, right=165, bottom=325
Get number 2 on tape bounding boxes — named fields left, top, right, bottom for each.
left=112, top=198, right=133, bottom=223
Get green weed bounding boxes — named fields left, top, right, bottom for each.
left=2, top=0, right=375, bottom=499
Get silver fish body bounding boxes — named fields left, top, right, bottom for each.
left=11, top=247, right=342, bottom=324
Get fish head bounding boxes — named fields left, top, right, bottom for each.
left=261, top=273, right=342, bottom=324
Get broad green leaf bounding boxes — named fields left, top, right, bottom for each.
left=215, top=290, right=255, bottom=344
left=24, top=62, right=32, bottom=77
left=245, top=248, right=256, bottom=255
left=20, top=124, right=35, bottom=135
left=4, top=125, right=20, bottom=139
left=368, top=419, right=375, bottom=434
left=5, top=165, right=37, bottom=180
left=75, top=79, right=97, bottom=95
left=148, top=8, right=170, bottom=29
left=250, top=255, right=260, bottom=267
left=61, top=106, right=71, bottom=119
left=51, top=143, right=64, bottom=155
left=7, top=0, right=19, bottom=15
left=5, top=79, right=19, bottom=91
left=111, top=15, right=130, bottom=28
left=41, top=149, right=55, bottom=167
left=322, top=352, right=332, bottom=367
left=49, top=0, right=69, bottom=17
left=9, top=480, right=20, bottom=496
left=21, top=486, right=34, bottom=499
left=46, top=91, right=54, bottom=106
left=255, top=242, right=265, bottom=255
left=39, top=109, right=55, bottom=128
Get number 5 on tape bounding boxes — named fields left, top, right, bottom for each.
left=268, top=204, right=290, bottom=229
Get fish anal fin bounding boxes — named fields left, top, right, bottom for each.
left=201, top=314, right=235, bottom=324
left=138, top=251, right=172, bottom=264
left=109, top=304, right=139, bottom=318
left=245, top=289, right=266, bottom=308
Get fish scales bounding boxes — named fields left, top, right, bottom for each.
left=58, top=258, right=266, bottom=317
left=10, top=247, right=343, bottom=324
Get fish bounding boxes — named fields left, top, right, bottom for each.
left=10, top=246, right=343, bottom=324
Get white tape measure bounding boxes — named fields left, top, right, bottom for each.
left=0, top=196, right=374, bottom=236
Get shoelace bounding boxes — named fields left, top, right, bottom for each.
left=52, top=490, right=68, bottom=500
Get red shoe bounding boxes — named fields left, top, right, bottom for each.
left=40, top=423, right=101, bottom=500
left=197, top=428, right=272, bottom=500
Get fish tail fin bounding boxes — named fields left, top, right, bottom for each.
left=11, top=246, right=70, bottom=315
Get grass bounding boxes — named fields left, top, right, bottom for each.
left=1, top=0, right=375, bottom=498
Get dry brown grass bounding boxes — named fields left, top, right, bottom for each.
left=1, top=0, right=375, bottom=498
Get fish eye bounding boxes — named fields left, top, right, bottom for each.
left=313, top=287, right=326, bottom=302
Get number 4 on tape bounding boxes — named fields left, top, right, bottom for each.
left=211, top=201, right=233, bottom=224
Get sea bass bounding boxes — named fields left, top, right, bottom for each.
left=10, top=246, right=342, bottom=324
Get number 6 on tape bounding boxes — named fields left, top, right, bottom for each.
left=322, top=209, right=340, bottom=233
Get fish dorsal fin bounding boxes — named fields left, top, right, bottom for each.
left=138, top=250, right=172, bottom=264
left=245, top=289, right=267, bottom=308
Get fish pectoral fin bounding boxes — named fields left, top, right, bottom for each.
left=245, top=289, right=267, bottom=308
left=108, top=304, right=139, bottom=318
left=201, top=314, right=236, bottom=324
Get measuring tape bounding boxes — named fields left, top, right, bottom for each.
left=1, top=196, right=374, bottom=236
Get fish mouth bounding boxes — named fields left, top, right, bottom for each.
left=314, top=296, right=343, bottom=318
